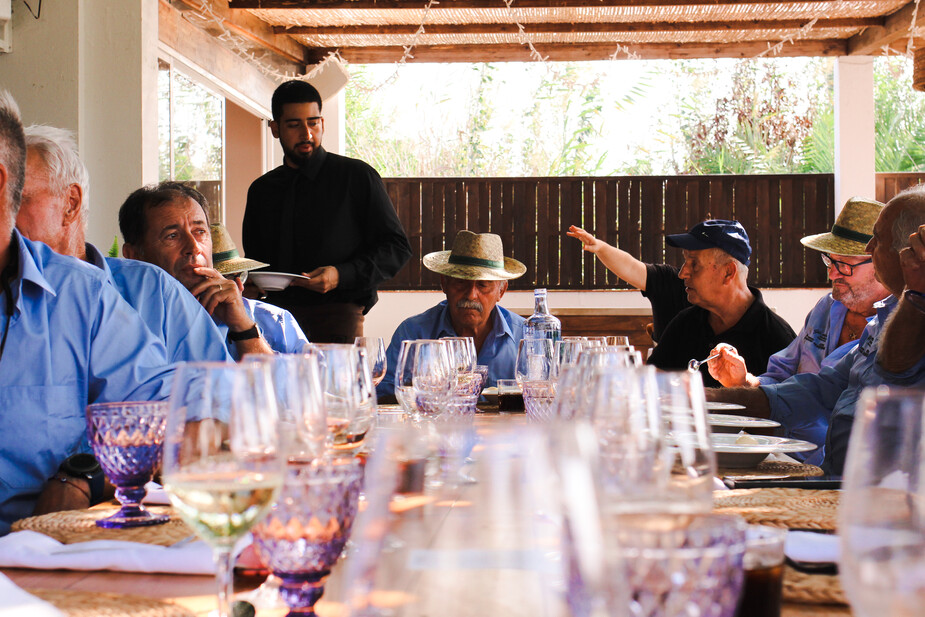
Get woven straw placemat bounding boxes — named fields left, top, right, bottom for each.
left=28, top=589, right=195, bottom=617
left=11, top=506, right=191, bottom=546
left=720, top=461, right=825, bottom=479
left=784, top=566, right=846, bottom=605
left=713, top=488, right=840, bottom=530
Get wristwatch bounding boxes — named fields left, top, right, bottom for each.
left=58, top=453, right=105, bottom=504
left=228, top=322, right=261, bottom=342
left=904, top=289, right=925, bottom=314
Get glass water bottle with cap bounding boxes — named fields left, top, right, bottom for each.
left=523, top=288, right=561, bottom=344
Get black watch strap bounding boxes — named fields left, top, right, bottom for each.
left=58, top=453, right=105, bottom=505
left=228, top=322, right=260, bottom=342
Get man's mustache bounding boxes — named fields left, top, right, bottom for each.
left=456, top=300, right=483, bottom=312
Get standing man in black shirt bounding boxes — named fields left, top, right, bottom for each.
left=243, top=80, right=412, bottom=343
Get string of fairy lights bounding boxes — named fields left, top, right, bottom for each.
left=181, top=0, right=924, bottom=85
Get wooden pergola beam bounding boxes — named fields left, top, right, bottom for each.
left=305, top=38, right=847, bottom=64
left=278, top=18, right=878, bottom=36
left=232, top=0, right=839, bottom=9
left=848, top=1, right=925, bottom=55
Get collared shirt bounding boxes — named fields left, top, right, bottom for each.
left=243, top=147, right=412, bottom=313
left=0, top=231, right=173, bottom=534
left=377, top=300, right=525, bottom=398
left=641, top=264, right=690, bottom=342
left=213, top=297, right=310, bottom=359
left=647, top=286, right=796, bottom=388
left=85, top=244, right=232, bottom=364
left=758, top=293, right=874, bottom=386
left=762, top=296, right=925, bottom=473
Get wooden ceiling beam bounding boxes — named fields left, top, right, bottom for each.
left=848, top=1, right=925, bottom=55
left=232, top=0, right=839, bottom=9
left=169, top=0, right=308, bottom=66
left=278, top=18, right=878, bottom=36
left=306, top=39, right=847, bottom=63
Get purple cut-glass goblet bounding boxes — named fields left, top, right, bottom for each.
left=252, top=457, right=364, bottom=617
left=87, top=401, right=169, bottom=528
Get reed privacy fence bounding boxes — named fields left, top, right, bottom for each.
left=380, top=173, right=924, bottom=292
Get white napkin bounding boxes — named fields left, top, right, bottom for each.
left=141, top=481, right=171, bottom=505
left=0, top=530, right=217, bottom=575
left=785, top=530, right=840, bottom=563
left=0, top=572, right=64, bottom=617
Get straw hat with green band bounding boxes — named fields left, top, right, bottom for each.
left=423, top=230, right=526, bottom=281
left=210, top=223, right=269, bottom=275
left=800, top=197, right=884, bottom=256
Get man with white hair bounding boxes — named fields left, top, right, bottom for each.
left=16, top=125, right=231, bottom=364
left=645, top=219, right=796, bottom=387
left=0, top=92, right=172, bottom=533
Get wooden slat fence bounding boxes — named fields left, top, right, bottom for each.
left=382, top=172, right=923, bottom=291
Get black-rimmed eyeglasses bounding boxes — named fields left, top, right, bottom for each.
left=821, top=253, right=872, bottom=277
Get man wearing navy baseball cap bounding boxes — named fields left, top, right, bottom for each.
left=647, top=219, right=796, bottom=387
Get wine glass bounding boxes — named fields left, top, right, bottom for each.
left=515, top=338, right=557, bottom=385
left=442, top=336, right=480, bottom=395
left=86, top=401, right=169, bottom=528
left=162, top=362, right=284, bottom=617
left=252, top=457, right=364, bottom=617
left=411, top=339, right=455, bottom=416
left=840, top=387, right=925, bottom=617
left=312, top=343, right=377, bottom=454
left=394, top=339, right=419, bottom=415
left=355, top=336, right=387, bottom=387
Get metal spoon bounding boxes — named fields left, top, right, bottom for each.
left=687, top=352, right=720, bottom=372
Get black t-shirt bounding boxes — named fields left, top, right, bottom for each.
left=242, top=147, right=412, bottom=313
left=647, top=287, right=796, bottom=388
left=641, top=264, right=690, bottom=342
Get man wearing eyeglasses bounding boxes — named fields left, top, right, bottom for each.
left=242, top=80, right=412, bottom=343
left=708, top=197, right=888, bottom=390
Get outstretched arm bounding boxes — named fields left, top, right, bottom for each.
left=878, top=224, right=925, bottom=374
left=566, top=225, right=648, bottom=290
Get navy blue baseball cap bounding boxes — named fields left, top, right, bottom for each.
left=666, top=219, right=752, bottom=266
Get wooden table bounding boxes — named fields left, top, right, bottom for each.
left=2, top=412, right=849, bottom=616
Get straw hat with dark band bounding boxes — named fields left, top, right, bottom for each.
left=423, top=230, right=526, bottom=281
left=800, top=197, right=884, bottom=256
left=210, top=223, right=269, bottom=275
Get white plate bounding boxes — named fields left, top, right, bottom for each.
left=706, top=401, right=746, bottom=411
left=708, top=414, right=780, bottom=429
left=711, top=433, right=818, bottom=469
left=248, top=271, right=310, bottom=292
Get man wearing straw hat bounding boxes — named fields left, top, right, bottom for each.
left=377, top=230, right=526, bottom=399
left=710, top=187, right=925, bottom=474
left=707, top=198, right=889, bottom=388
left=16, top=125, right=231, bottom=365
left=210, top=222, right=309, bottom=356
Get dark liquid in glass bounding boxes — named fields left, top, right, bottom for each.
left=735, top=563, right=783, bottom=617
left=498, top=393, right=525, bottom=411
left=396, top=458, right=427, bottom=494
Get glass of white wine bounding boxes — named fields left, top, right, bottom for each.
left=162, top=361, right=284, bottom=617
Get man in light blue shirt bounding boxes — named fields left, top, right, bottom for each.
left=709, top=191, right=925, bottom=473
left=210, top=222, right=309, bottom=355
left=16, top=125, right=232, bottom=364
left=0, top=92, right=173, bottom=533
left=378, top=230, right=526, bottom=399
left=119, top=182, right=308, bottom=359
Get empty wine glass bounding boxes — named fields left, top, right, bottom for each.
left=162, top=362, right=284, bottom=617
left=442, top=336, right=480, bottom=395
left=252, top=457, right=364, bottom=617
left=840, top=387, right=925, bottom=617
left=515, top=338, right=557, bottom=385
left=355, top=336, right=387, bottom=387
left=86, top=401, right=169, bottom=528
left=312, top=343, right=377, bottom=454
left=412, top=339, right=455, bottom=416
left=394, top=339, right=420, bottom=416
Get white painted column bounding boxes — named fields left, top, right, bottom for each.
left=0, top=1, right=158, bottom=248
left=323, top=89, right=347, bottom=155
left=834, top=56, right=876, bottom=215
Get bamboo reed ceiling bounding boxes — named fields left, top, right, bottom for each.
left=217, top=0, right=924, bottom=65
